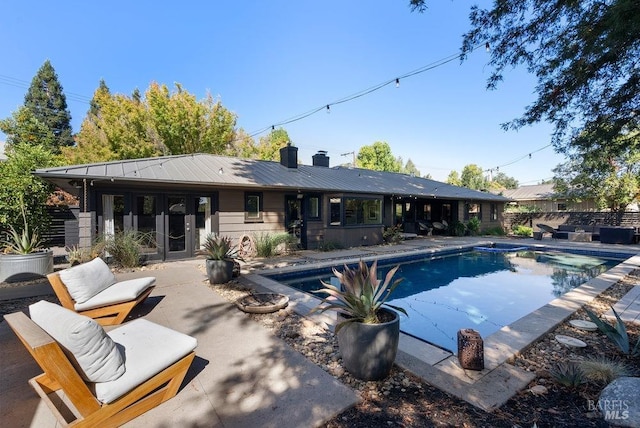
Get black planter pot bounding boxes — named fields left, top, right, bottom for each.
left=337, top=308, right=400, bottom=381
left=205, top=259, right=234, bottom=284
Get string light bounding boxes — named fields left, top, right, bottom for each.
left=485, top=42, right=490, bottom=52
left=326, top=105, right=330, bottom=114
left=395, top=78, right=400, bottom=88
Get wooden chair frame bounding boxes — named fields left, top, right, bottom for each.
left=4, top=311, right=195, bottom=428
left=47, top=272, right=154, bottom=326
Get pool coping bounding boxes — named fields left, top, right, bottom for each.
left=239, top=240, right=640, bottom=411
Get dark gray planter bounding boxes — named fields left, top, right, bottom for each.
left=337, top=308, right=400, bottom=381
left=205, top=259, right=234, bottom=284
left=0, top=250, right=54, bottom=283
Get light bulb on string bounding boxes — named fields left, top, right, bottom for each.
left=326, top=105, right=330, bottom=114
left=528, top=153, right=532, bottom=159
left=485, top=42, right=490, bottom=52
left=395, top=78, right=400, bottom=88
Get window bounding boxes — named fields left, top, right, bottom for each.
left=343, top=198, right=382, bottom=226
left=421, top=204, right=432, bottom=221
left=465, top=203, right=481, bottom=220
left=557, top=203, right=567, bottom=211
left=245, top=192, right=263, bottom=222
left=308, top=195, right=320, bottom=219
left=330, top=198, right=341, bottom=225
left=490, top=203, right=498, bottom=221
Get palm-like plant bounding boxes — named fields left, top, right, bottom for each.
left=311, top=260, right=407, bottom=332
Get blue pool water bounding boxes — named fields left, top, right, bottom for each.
left=269, top=248, right=622, bottom=353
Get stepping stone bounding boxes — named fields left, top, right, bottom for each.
left=569, top=319, right=598, bottom=331
left=555, top=334, right=587, bottom=347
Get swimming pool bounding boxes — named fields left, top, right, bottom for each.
left=268, top=247, right=624, bottom=353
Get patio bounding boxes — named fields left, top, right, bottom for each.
left=0, top=259, right=358, bottom=428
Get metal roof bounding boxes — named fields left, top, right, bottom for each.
left=501, top=183, right=556, bottom=201
left=35, top=153, right=510, bottom=202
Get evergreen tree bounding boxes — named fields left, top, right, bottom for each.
left=24, top=60, right=74, bottom=153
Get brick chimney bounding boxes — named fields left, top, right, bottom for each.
left=312, top=150, right=330, bottom=167
left=279, top=143, right=298, bottom=168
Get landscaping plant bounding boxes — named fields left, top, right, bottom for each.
left=310, top=259, right=407, bottom=333
left=585, top=306, right=640, bottom=356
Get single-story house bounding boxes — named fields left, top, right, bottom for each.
left=35, top=145, right=510, bottom=261
left=502, top=183, right=599, bottom=212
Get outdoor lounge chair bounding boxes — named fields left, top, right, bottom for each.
left=3, top=300, right=197, bottom=428
left=536, top=223, right=557, bottom=239
left=48, top=257, right=155, bottom=326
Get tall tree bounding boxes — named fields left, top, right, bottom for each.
left=66, top=81, right=243, bottom=163
left=252, top=128, right=291, bottom=161
left=146, top=82, right=237, bottom=155
left=402, top=158, right=421, bottom=177
left=492, top=172, right=519, bottom=190
left=24, top=60, right=74, bottom=152
left=357, top=141, right=402, bottom=172
left=460, top=164, right=487, bottom=190
left=446, top=170, right=461, bottom=186
left=0, top=107, right=56, bottom=150
left=88, top=79, right=110, bottom=117
left=553, top=129, right=640, bottom=211
left=410, top=0, right=640, bottom=158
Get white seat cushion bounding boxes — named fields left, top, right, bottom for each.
left=74, top=277, right=156, bottom=311
left=29, top=300, right=125, bottom=383
left=94, top=319, right=197, bottom=404
left=59, top=258, right=117, bottom=304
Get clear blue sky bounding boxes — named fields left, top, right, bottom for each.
left=0, top=0, right=566, bottom=184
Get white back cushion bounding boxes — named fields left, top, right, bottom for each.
left=59, top=257, right=116, bottom=304
left=29, top=300, right=125, bottom=383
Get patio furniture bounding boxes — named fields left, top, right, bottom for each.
left=4, top=300, right=197, bottom=428
left=536, top=224, right=557, bottom=239
left=599, top=226, right=635, bottom=244
left=48, top=257, right=155, bottom=325
left=417, top=221, right=433, bottom=236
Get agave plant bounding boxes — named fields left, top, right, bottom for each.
left=585, top=307, right=640, bottom=356
left=310, top=259, right=407, bottom=333
left=2, top=201, right=43, bottom=254
left=198, top=233, right=240, bottom=261
left=549, top=361, right=586, bottom=389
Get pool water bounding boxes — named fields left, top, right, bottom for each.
left=270, top=249, right=620, bottom=353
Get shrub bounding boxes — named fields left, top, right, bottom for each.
left=482, top=226, right=506, bottom=236
left=579, top=357, right=631, bottom=385
left=98, top=231, right=154, bottom=268
left=466, top=217, right=481, bottom=236
left=452, top=221, right=466, bottom=236
left=511, top=225, right=533, bottom=237
left=383, top=225, right=402, bottom=244
left=253, top=232, right=293, bottom=257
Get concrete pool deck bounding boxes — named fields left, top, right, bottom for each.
left=240, top=236, right=640, bottom=411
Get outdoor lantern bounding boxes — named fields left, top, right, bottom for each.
left=457, top=329, right=484, bottom=370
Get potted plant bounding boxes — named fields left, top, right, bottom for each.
left=0, top=203, right=53, bottom=282
left=310, top=259, right=407, bottom=380
left=198, top=233, right=241, bottom=284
